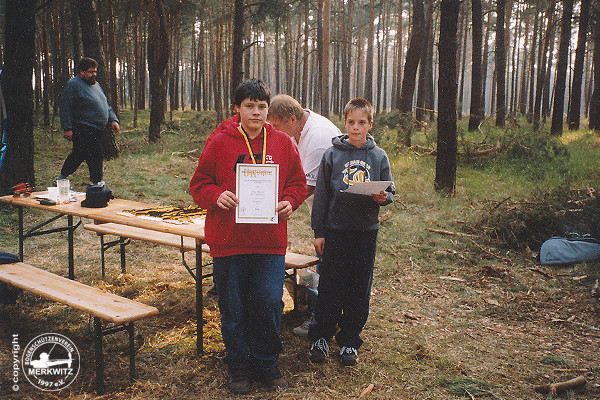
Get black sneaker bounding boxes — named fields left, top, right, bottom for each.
left=309, top=337, right=329, bottom=363
left=339, top=346, right=358, bottom=366
left=255, top=365, right=288, bottom=390
left=229, top=368, right=251, bottom=395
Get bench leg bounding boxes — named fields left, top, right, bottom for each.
left=68, top=215, right=75, bottom=280
left=120, top=237, right=127, bottom=274
left=196, top=244, right=203, bottom=355
left=128, top=322, right=135, bottom=381
left=18, top=206, right=24, bottom=261
left=100, top=235, right=106, bottom=278
left=93, top=317, right=105, bottom=395
left=292, top=269, right=299, bottom=312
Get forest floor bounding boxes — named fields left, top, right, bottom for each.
left=1, top=110, right=599, bottom=399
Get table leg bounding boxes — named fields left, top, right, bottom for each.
left=68, top=215, right=74, bottom=280
left=196, top=241, right=203, bottom=355
left=18, top=206, right=24, bottom=261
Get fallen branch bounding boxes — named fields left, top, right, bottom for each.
left=358, top=383, right=375, bottom=398
left=425, top=227, right=477, bottom=237
left=553, top=368, right=589, bottom=374
left=467, top=238, right=513, bottom=265
left=534, top=375, right=586, bottom=396
left=530, top=267, right=553, bottom=279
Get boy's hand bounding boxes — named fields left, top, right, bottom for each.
left=63, top=131, right=73, bottom=141
left=314, top=238, right=325, bottom=256
left=277, top=200, right=293, bottom=220
left=216, top=190, right=239, bottom=210
left=371, top=190, right=388, bottom=204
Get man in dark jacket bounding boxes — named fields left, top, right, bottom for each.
left=58, top=57, right=119, bottom=187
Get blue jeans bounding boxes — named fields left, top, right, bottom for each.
left=212, top=254, right=285, bottom=373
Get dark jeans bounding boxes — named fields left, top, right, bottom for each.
left=60, top=124, right=104, bottom=183
left=212, top=254, right=285, bottom=374
left=308, top=229, right=378, bottom=349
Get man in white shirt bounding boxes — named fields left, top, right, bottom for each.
left=267, top=94, right=341, bottom=336
left=268, top=95, right=341, bottom=209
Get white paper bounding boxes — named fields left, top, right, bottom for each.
left=236, top=163, right=279, bottom=224
left=343, top=181, right=391, bottom=196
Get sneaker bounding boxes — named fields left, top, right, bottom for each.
left=339, top=346, right=358, bottom=366
left=292, top=314, right=315, bottom=337
left=255, top=365, right=288, bottom=390
left=89, top=181, right=105, bottom=188
left=308, top=337, right=329, bottom=364
left=228, top=369, right=251, bottom=395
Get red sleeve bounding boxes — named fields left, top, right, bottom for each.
left=281, top=137, right=307, bottom=210
left=189, top=135, right=223, bottom=210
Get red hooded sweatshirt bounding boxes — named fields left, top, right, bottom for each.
left=189, top=115, right=306, bottom=257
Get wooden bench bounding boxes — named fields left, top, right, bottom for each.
left=83, top=222, right=319, bottom=309
left=0, top=262, right=159, bottom=395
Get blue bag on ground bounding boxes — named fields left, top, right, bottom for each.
left=539, top=235, right=600, bottom=265
left=0, top=251, right=21, bottom=304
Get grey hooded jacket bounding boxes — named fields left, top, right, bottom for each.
left=311, top=134, right=395, bottom=238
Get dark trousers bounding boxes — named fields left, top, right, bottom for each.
left=308, top=229, right=378, bottom=349
left=212, top=254, right=285, bottom=374
left=60, top=124, right=104, bottom=183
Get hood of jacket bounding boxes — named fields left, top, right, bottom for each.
left=331, top=134, right=377, bottom=151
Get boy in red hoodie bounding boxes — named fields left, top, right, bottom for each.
left=190, top=79, right=306, bottom=394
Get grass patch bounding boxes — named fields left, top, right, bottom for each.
left=439, top=377, right=493, bottom=397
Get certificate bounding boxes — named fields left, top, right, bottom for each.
left=236, top=163, right=279, bottom=224
left=343, top=181, right=391, bottom=196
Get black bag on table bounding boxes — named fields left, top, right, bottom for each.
left=0, top=251, right=21, bottom=305
left=81, top=186, right=114, bottom=208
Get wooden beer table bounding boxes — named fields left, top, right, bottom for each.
left=1, top=192, right=208, bottom=354
left=0, top=192, right=139, bottom=280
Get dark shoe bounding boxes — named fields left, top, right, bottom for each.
left=339, top=346, right=358, bottom=366
left=309, top=337, right=329, bottom=363
left=229, top=369, right=251, bottom=395
left=292, top=314, right=315, bottom=337
left=256, top=365, right=288, bottom=390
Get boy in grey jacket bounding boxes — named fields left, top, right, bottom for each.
left=308, top=98, right=395, bottom=366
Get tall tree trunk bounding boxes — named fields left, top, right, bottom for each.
left=435, top=0, right=460, bottom=195
left=457, top=8, right=468, bottom=119
left=589, top=5, right=600, bottom=130
left=416, top=0, right=433, bottom=123
left=302, top=0, right=309, bottom=107
left=321, top=0, right=331, bottom=117
left=567, top=0, right=590, bottom=130
left=341, top=0, right=352, bottom=114
left=364, top=0, right=375, bottom=103
left=106, top=0, right=119, bottom=118
left=398, top=0, right=425, bottom=147
left=41, top=11, right=51, bottom=126
left=399, top=0, right=425, bottom=114
left=481, top=10, right=492, bottom=117
left=495, top=0, right=506, bottom=127
left=394, top=0, right=404, bottom=109
left=147, top=0, right=170, bottom=142
left=533, top=1, right=555, bottom=130
left=527, top=0, right=541, bottom=119
left=0, top=0, right=36, bottom=193
left=78, top=0, right=118, bottom=158
left=468, top=0, right=484, bottom=131
left=551, top=0, right=573, bottom=135
left=518, top=10, right=531, bottom=116
left=231, top=0, right=244, bottom=101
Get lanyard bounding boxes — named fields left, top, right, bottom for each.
left=239, top=125, right=267, bottom=164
